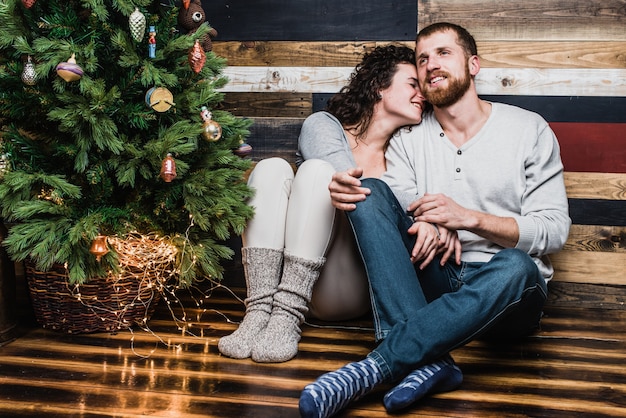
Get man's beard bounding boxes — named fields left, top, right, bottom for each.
left=422, top=66, right=471, bottom=108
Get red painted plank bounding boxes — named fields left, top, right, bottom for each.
left=551, top=123, right=626, bottom=173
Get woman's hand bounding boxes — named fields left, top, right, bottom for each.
left=436, top=226, right=462, bottom=266
left=408, top=222, right=462, bottom=269
left=408, top=221, right=440, bottom=270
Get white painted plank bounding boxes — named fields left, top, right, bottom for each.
left=219, top=67, right=351, bottom=94
left=219, top=67, right=626, bottom=96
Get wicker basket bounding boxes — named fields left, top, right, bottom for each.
left=24, top=235, right=177, bottom=334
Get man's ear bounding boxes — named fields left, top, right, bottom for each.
left=468, top=55, right=480, bottom=76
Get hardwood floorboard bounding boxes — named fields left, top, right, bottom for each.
left=1, top=285, right=625, bottom=417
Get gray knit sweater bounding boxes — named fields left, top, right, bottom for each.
left=296, top=111, right=356, bottom=171
left=382, top=102, right=571, bottom=280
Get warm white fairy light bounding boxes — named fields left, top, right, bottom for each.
left=56, top=220, right=258, bottom=358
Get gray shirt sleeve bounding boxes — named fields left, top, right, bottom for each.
left=297, top=112, right=356, bottom=172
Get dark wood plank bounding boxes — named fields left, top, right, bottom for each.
left=313, top=95, right=626, bottom=123
left=548, top=281, right=626, bottom=309
left=202, top=0, right=417, bottom=41
left=569, top=199, right=626, bottom=226
left=480, top=96, right=626, bottom=123
left=221, top=92, right=313, bottom=118
left=246, top=117, right=301, bottom=163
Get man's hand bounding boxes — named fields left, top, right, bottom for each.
left=329, top=168, right=370, bottom=211
left=409, top=193, right=471, bottom=231
left=410, top=193, right=519, bottom=249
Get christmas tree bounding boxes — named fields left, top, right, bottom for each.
left=0, top=0, right=254, bottom=287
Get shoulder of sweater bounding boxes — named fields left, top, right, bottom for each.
left=491, top=102, right=547, bottom=125
left=303, top=111, right=340, bottom=127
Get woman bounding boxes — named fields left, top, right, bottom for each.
left=218, top=45, right=436, bottom=363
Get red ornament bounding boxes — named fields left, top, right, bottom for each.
left=160, top=153, right=177, bottom=182
left=21, top=0, right=36, bottom=8
left=188, top=39, right=206, bottom=73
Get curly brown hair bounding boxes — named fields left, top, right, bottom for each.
left=325, top=44, right=415, bottom=139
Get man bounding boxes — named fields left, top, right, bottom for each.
left=299, top=22, right=571, bottom=418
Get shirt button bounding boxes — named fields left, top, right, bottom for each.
left=440, top=132, right=444, bottom=137
left=457, top=150, right=462, bottom=155
left=456, top=168, right=461, bottom=173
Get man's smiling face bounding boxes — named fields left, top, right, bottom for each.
left=415, top=30, right=473, bottom=108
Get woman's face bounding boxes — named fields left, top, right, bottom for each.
left=378, top=63, right=426, bottom=126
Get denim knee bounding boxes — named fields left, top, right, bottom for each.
left=352, top=178, right=401, bottom=214
left=493, top=248, right=546, bottom=293
left=495, top=248, right=533, bottom=268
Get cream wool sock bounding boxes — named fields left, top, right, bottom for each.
left=218, top=247, right=283, bottom=359
left=251, top=251, right=325, bottom=363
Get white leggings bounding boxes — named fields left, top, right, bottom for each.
left=244, top=158, right=370, bottom=321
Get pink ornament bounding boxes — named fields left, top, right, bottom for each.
left=234, top=143, right=253, bottom=157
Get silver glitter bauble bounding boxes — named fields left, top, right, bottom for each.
left=129, top=8, right=147, bottom=42
left=21, top=56, right=37, bottom=85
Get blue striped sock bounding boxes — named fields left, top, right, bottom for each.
left=299, top=356, right=384, bottom=418
left=383, top=355, right=463, bottom=412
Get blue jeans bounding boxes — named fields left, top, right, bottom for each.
left=347, top=179, right=547, bottom=381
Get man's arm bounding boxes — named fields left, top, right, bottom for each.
left=330, top=169, right=461, bottom=267
left=410, top=193, right=519, bottom=249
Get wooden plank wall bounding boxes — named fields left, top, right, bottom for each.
left=202, top=0, right=626, bottom=307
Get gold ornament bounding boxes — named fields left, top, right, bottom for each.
left=129, top=8, right=147, bottom=42
left=21, top=55, right=37, bottom=85
left=145, top=87, right=175, bottom=112
left=160, top=153, right=177, bottom=182
left=200, top=106, right=222, bottom=141
left=90, top=235, right=109, bottom=261
left=188, top=39, right=206, bottom=73
left=56, top=54, right=83, bottom=82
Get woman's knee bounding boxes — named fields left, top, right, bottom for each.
left=248, top=157, right=294, bottom=188
left=297, top=158, right=334, bottom=174
left=292, top=159, right=334, bottom=190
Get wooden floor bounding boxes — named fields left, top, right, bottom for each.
left=1, top=279, right=626, bottom=418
